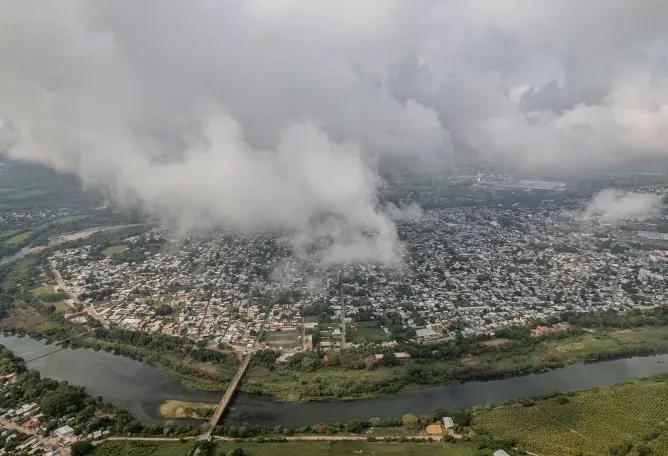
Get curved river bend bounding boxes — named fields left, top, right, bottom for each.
left=1, top=334, right=667, bottom=427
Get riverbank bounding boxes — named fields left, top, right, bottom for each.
left=241, top=323, right=668, bottom=401
left=5, top=331, right=668, bottom=428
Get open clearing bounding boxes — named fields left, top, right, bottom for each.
left=0, top=306, right=58, bottom=332
left=347, top=322, right=390, bottom=344
left=102, top=244, right=129, bottom=257
left=481, top=338, right=511, bottom=347
left=4, top=230, right=31, bottom=245
left=264, top=330, right=300, bottom=349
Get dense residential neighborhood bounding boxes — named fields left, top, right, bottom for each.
left=43, top=182, right=667, bottom=353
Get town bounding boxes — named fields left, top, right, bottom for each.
left=44, top=182, right=667, bottom=355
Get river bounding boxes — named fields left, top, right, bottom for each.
left=1, top=334, right=667, bottom=427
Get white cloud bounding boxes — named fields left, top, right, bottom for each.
left=586, top=189, right=663, bottom=224
left=0, top=1, right=667, bottom=262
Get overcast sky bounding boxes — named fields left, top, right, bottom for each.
left=0, top=1, right=667, bottom=263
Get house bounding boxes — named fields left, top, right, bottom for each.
left=54, top=425, right=74, bottom=439
left=442, top=416, right=455, bottom=430
left=394, top=352, right=412, bottom=362
left=493, top=450, right=510, bottom=456
left=416, top=327, right=440, bottom=340
left=22, top=417, right=40, bottom=430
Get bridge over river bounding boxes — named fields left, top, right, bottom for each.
left=201, top=351, right=254, bottom=440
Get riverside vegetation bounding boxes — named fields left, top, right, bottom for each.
left=2, top=235, right=668, bottom=402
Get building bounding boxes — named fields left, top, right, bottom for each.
left=394, top=352, right=412, bottom=362
left=54, top=425, right=74, bottom=439
left=493, top=450, right=510, bottom=456
left=442, top=416, right=455, bottom=430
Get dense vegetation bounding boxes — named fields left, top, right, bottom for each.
left=93, top=440, right=481, bottom=456
left=473, top=374, right=668, bottom=456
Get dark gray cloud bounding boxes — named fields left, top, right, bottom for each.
left=0, top=0, right=667, bottom=262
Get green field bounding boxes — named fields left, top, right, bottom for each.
left=51, top=214, right=91, bottom=224
left=102, top=244, right=129, bottom=257
left=93, top=440, right=477, bottom=456
left=473, top=375, right=668, bottom=456
left=4, top=230, right=31, bottom=245
left=346, top=322, right=390, bottom=344
left=264, top=330, right=301, bottom=349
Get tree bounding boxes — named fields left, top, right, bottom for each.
left=238, top=425, right=250, bottom=438
left=346, top=419, right=368, bottom=433
left=71, top=442, right=94, bottom=456
left=452, top=407, right=472, bottom=426
left=402, top=413, right=418, bottom=430
left=196, top=440, right=215, bottom=456
left=41, top=386, right=85, bottom=417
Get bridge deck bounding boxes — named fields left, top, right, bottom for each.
left=202, top=352, right=253, bottom=440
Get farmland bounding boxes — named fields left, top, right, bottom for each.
left=92, top=440, right=479, bottom=456
left=473, top=374, right=668, bottom=456
left=214, top=441, right=478, bottom=456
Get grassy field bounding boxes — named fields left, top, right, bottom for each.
left=264, top=330, right=301, bottom=349
left=473, top=375, right=668, bottom=456
left=93, top=440, right=477, bottom=456
left=102, top=244, right=129, bottom=257
left=243, top=364, right=411, bottom=401
left=4, top=230, right=31, bottom=245
left=0, top=306, right=61, bottom=333
left=346, top=322, right=390, bottom=344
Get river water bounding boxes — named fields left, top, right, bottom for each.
left=1, top=334, right=667, bottom=427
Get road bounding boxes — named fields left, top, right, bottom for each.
left=201, top=351, right=254, bottom=440
left=50, top=261, right=104, bottom=322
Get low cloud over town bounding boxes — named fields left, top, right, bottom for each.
left=1, top=1, right=668, bottom=263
